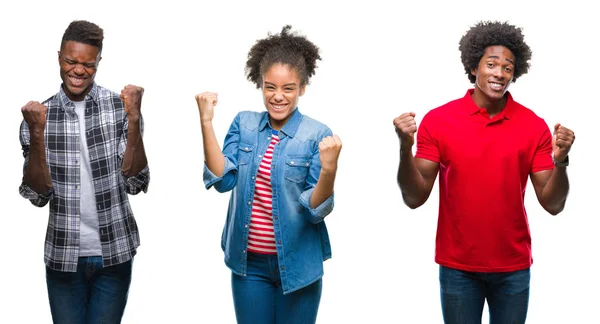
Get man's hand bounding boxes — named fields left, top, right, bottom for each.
left=393, top=112, right=417, bottom=149
left=120, top=85, right=144, bottom=121
left=22, top=101, right=48, bottom=131
left=552, top=123, right=575, bottom=163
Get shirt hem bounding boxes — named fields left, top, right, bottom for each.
left=436, top=258, right=532, bottom=273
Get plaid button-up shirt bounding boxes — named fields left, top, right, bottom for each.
left=19, top=83, right=150, bottom=272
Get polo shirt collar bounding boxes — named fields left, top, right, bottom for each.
left=462, top=88, right=516, bottom=120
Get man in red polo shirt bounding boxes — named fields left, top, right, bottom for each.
left=394, top=21, right=575, bottom=324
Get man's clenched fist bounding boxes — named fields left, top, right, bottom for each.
left=22, top=101, right=48, bottom=130
left=120, top=85, right=144, bottom=120
left=393, top=112, right=417, bottom=149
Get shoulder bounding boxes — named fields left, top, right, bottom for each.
left=421, top=96, right=463, bottom=125
left=511, top=99, right=549, bottom=131
left=235, top=110, right=265, bottom=130
left=96, top=85, right=122, bottom=102
left=297, top=114, right=332, bottom=140
left=42, top=93, right=61, bottom=109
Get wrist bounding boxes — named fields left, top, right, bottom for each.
left=320, top=165, right=338, bottom=175
left=200, top=119, right=214, bottom=127
left=127, top=114, right=141, bottom=123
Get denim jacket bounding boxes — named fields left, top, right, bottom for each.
left=204, top=108, right=334, bottom=294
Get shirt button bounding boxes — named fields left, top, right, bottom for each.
left=272, top=165, right=276, bottom=169
left=274, top=216, right=278, bottom=220
left=245, top=224, right=249, bottom=228
left=252, top=176, right=255, bottom=180
left=273, top=190, right=277, bottom=195
left=242, top=250, right=246, bottom=253
left=258, top=155, right=262, bottom=158
left=290, top=161, right=295, bottom=165
left=247, top=201, right=251, bottom=205
left=305, top=163, right=309, bottom=166
left=245, top=147, right=249, bottom=151
left=267, top=137, right=271, bottom=140
left=280, top=266, right=285, bottom=270
left=75, top=185, right=79, bottom=189
left=277, top=240, right=281, bottom=244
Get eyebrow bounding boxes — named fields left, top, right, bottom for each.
left=62, top=56, right=97, bottom=65
left=264, top=81, right=297, bottom=87
left=487, top=55, right=515, bottom=65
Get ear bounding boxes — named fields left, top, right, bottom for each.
left=471, top=68, right=477, bottom=76
left=57, top=50, right=61, bottom=62
left=299, top=84, right=306, bottom=96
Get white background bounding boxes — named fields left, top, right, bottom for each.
left=1, top=0, right=598, bottom=323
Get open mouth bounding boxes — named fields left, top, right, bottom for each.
left=489, top=81, right=504, bottom=91
left=270, top=103, right=288, bottom=111
left=68, top=75, right=87, bottom=87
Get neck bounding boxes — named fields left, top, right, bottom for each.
left=471, top=90, right=507, bottom=118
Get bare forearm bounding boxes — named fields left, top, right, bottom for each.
left=201, top=120, right=225, bottom=177
left=24, top=130, right=52, bottom=193
left=541, top=167, right=570, bottom=214
left=310, top=169, right=336, bottom=208
left=122, top=117, right=148, bottom=177
left=397, top=147, right=428, bottom=208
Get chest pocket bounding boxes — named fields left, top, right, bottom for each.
left=284, top=156, right=311, bottom=183
left=237, top=142, right=255, bottom=166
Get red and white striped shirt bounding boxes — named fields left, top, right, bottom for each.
left=248, top=131, right=280, bottom=254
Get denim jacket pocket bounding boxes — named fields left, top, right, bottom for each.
left=284, top=155, right=311, bottom=183
left=237, top=142, right=256, bottom=166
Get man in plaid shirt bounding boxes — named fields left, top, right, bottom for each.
left=19, top=20, right=149, bottom=323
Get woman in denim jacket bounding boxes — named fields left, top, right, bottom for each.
left=195, top=26, right=342, bottom=324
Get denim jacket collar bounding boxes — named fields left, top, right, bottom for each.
left=258, top=107, right=303, bottom=138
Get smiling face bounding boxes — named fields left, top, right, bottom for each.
left=261, top=63, right=306, bottom=130
left=471, top=45, right=515, bottom=108
left=58, top=40, right=101, bottom=101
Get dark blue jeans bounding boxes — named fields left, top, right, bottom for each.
left=439, top=265, right=530, bottom=324
left=45, top=256, right=133, bottom=324
left=232, top=252, right=322, bottom=324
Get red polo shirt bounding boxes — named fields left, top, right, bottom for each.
left=416, top=89, right=554, bottom=272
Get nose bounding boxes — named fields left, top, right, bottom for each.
left=73, top=63, right=86, bottom=75
left=273, top=90, right=284, bottom=102
left=493, top=67, right=504, bottom=80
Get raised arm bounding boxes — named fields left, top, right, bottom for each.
left=310, top=135, right=342, bottom=208
left=394, top=112, right=439, bottom=209
left=120, top=85, right=148, bottom=177
left=530, top=123, right=575, bottom=215
left=196, top=92, right=225, bottom=177
left=21, top=101, right=53, bottom=198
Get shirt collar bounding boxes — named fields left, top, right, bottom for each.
left=58, top=83, right=99, bottom=109
left=259, top=107, right=303, bottom=138
left=462, top=88, right=516, bottom=120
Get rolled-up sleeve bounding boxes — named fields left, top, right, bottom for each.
left=19, top=120, right=54, bottom=207
left=204, top=113, right=243, bottom=192
left=299, top=188, right=334, bottom=224
left=118, top=116, right=150, bottom=195
left=298, top=127, right=335, bottom=224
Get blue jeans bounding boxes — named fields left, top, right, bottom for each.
left=45, top=256, right=133, bottom=324
left=232, top=252, right=322, bottom=324
left=439, top=265, right=530, bottom=324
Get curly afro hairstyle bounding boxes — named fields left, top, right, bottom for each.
left=459, top=21, right=532, bottom=83
left=61, top=20, right=104, bottom=52
left=245, top=25, right=321, bottom=88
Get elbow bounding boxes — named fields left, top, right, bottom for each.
left=546, top=206, right=564, bottom=216
left=402, top=194, right=426, bottom=210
